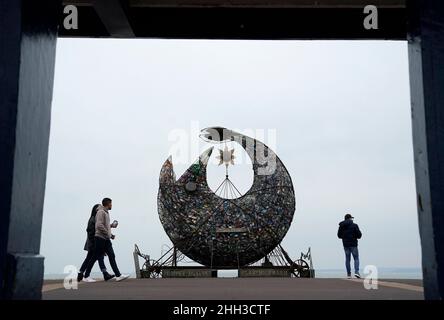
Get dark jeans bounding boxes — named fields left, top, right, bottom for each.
left=344, top=246, right=359, bottom=275
left=79, top=250, right=106, bottom=274
left=84, top=237, right=121, bottom=278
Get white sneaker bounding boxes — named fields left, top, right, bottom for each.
left=83, top=277, right=97, bottom=283
left=115, top=274, right=129, bottom=282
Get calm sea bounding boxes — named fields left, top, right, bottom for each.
left=46, top=268, right=422, bottom=280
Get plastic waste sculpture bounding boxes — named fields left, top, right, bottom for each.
left=158, top=127, right=295, bottom=267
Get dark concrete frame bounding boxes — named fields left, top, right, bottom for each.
left=0, top=0, right=442, bottom=299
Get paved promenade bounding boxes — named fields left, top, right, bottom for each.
left=42, top=278, right=423, bottom=300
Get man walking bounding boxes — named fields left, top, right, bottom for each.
left=83, top=198, right=129, bottom=282
left=78, top=204, right=115, bottom=283
left=337, top=213, right=362, bottom=279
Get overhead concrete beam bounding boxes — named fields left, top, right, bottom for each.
left=92, top=0, right=135, bottom=37
left=64, top=0, right=405, bottom=8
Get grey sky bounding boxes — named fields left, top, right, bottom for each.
left=41, top=38, right=421, bottom=276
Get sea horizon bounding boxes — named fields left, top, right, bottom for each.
left=45, top=267, right=422, bottom=280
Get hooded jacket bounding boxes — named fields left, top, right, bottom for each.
left=95, top=205, right=112, bottom=240
left=337, top=218, right=362, bottom=247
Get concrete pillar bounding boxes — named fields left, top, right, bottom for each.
left=0, top=0, right=60, bottom=299
left=407, top=0, right=444, bottom=300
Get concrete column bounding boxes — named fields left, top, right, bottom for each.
left=0, top=0, right=60, bottom=299
left=407, top=0, right=444, bottom=300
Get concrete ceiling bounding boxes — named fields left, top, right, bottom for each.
left=64, top=0, right=405, bottom=8
left=60, top=0, right=407, bottom=39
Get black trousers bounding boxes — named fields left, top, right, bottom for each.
left=84, top=237, right=121, bottom=278
left=79, top=250, right=106, bottom=274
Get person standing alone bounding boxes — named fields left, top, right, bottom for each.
left=83, top=198, right=129, bottom=282
left=337, top=213, right=362, bottom=279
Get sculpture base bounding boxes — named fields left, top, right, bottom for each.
left=140, top=266, right=314, bottom=278
left=238, top=266, right=293, bottom=278
left=156, top=267, right=217, bottom=278
left=134, top=244, right=315, bottom=279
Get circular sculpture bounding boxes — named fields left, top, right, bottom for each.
left=157, top=127, right=296, bottom=268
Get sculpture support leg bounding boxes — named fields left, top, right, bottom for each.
left=0, top=0, right=60, bottom=299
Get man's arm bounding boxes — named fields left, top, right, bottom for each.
left=337, top=226, right=343, bottom=239
left=355, top=225, right=362, bottom=239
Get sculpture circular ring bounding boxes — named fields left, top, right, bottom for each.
left=157, top=127, right=296, bottom=268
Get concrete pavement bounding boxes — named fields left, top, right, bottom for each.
left=42, top=278, right=423, bottom=300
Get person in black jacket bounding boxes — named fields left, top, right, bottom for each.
left=337, top=213, right=362, bottom=278
left=77, top=204, right=115, bottom=282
